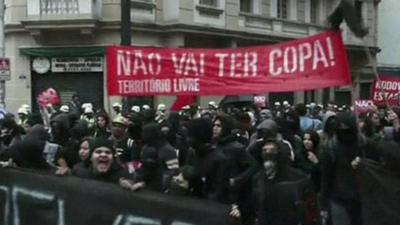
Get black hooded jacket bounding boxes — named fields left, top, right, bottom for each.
left=185, top=143, right=231, bottom=204
left=252, top=149, right=313, bottom=225
left=11, top=125, right=51, bottom=171
left=319, top=112, right=379, bottom=210
left=137, top=123, right=179, bottom=191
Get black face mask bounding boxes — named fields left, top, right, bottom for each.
left=336, top=128, right=357, bottom=145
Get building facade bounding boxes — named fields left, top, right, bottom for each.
left=4, top=0, right=380, bottom=112
left=377, top=0, right=400, bottom=78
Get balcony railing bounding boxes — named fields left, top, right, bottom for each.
left=27, top=0, right=102, bottom=19
left=40, top=0, right=80, bottom=15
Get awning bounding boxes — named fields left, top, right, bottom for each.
left=20, top=46, right=106, bottom=57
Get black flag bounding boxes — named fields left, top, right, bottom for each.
left=327, top=0, right=369, bottom=38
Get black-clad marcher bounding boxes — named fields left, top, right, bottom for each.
left=248, top=119, right=293, bottom=168
left=213, top=113, right=258, bottom=224
left=320, top=112, right=379, bottom=225
left=9, top=125, right=51, bottom=171
left=252, top=139, right=314, bottom=225
left=184, top=118, right=231, bottom=202
left=135, top=122, right=179, bottom=192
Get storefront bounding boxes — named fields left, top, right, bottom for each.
left=20, top=47, right=105, bottom=112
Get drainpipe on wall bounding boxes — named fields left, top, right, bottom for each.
left=0, top=0, right=5, bottom=108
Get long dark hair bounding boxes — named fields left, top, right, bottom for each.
left=79, top=137, right=94, bottom=167
left=303, top=131, right=320, bottom=152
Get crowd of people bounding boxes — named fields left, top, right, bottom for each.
left=1, top=96, right=400, bottom=225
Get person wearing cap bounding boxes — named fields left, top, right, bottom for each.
left=131, top=105, right=140, bottom=113
left=112, top=102, right=122, bottom=117
left=72, top=138, right=132, bottom=184
left=142, top=104, right=151, bottom=110
left=17, top=107, right=29, bottom=126
left=80, top=107, right=96, bottom=135
left=156, top=104, right=167, bottom=124
left=208, top=101, right=218, bottom=111
left=109, top=116, right=138, bottom=167
left=282, top=100, right=291, bottom=114
left=59, top=105, right=70, bottom=114
left=21, top=104, right=31, bottom=113
left=273, top=102, right=282, bottom=118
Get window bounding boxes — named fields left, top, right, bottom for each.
left=305, top=90, right=316, bottom=103
left=240, top=0, right=252, bottom=13
left=277, top=0, right=288, bottom=19
left=360, top=82, right=372, bottom=99
left=310, top=0, right=318, bottom=23
left=199, top=0, right=218, bottom=7
left=355, top=0, right=363, bottom=20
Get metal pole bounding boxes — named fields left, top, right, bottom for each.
left=120, top=0, right=131, bottom=113
left=120, top=0, right=131, bottom=46
left=0, top=0, right=5, bottom=108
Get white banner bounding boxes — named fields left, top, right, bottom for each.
left=51, top=57, right=103, bottom=72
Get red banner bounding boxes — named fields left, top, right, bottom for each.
left=372, top=75, right=400, bottom=106
left=107, top=31, right=351, bottom=96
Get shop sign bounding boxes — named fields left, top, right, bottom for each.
left=0, top=58, right=10, bottom=80
left=51, top=57, right=103, bottom=72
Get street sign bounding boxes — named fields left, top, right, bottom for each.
left=0, top=58, right=10, bottom=81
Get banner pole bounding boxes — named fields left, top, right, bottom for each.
left=362, top=40, right=391, bottom=110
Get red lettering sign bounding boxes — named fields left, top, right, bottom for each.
left=107, top=31, right=351, bottom=96
left=372, top=75, right=400, bottom=106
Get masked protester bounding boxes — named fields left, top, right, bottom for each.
left=248, top=119, right=293, bottom=168
left=213, top=113, right=258, bottom=225
left=184, top=118, right=230, bottom=200
left=252, top=139, right=314, bottom=225
left=8, top=125, right=51, bottom=171
left=163, top=112, right=189, bottom=167
left=319, top=111, right=338, bottom=145
left=320, top=112, right=379, bottom=225
left=134, top=122, right=179, bottom=192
